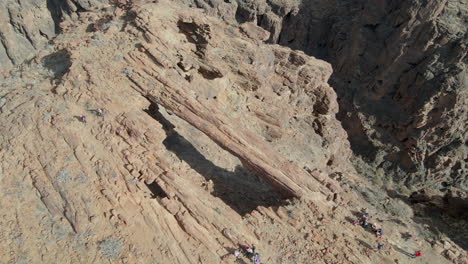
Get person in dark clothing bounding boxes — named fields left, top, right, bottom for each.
left=377, top=243, right=383, bottom=251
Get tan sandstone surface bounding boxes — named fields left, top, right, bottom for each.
left=0, top=1, right=466, bottom=264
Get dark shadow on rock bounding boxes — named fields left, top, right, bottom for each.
left=146, top=181, right=167, bottom=199
left=400, top=231, right=412, bottom=241
left=345, top=216, right=356, bottom=224
left=176, top=20, right=209, bottom=57
left=388, top=218, right=408, bottom=228
left=42, top=49, right=72, bottom=79
left=46, top=0, right=67, bottom=34
left=163, top=132, right=286, bottom=215
left=393, top=245, right=415, bottom=258
left=86, top=16, right=114, bottom=33
left=355, top=238, right=373, bottom=250
left=411, top=197, right=468, bottom=250
left=235, top=3, right=256, bottom=24
left=46, top=0, right=86, bottom=34
left=351, top=210, right=363, bottom=218
left=73, top=115, right=86, bottom=123
left=145, top=102, right=286, bottom=215
left=389, top=189, right=468, bottom=250
left=387, top=189, right=409, bottom=202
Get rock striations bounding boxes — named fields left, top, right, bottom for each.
left=0, top=1, right=466, bottom=264
left=188, top=0, right=468, bottom=190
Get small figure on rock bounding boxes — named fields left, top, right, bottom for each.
left=414, top=250, right=422, bottom=258
left=96, top=108, right=104, bottom=117
left=377, top=243, right=383, bottom=251
left=245, top=245, right=254, bottom=254
left=242, top=244, right=255, bottom=258
left=234, top=249, right=241, bottom=258
left=360, top=219, right=369, bottom=228
left=80, top=115, right=87, bottom=124
left=376, top=228, right=384, bottom=239
left=252, top=253, right=260, bottom=264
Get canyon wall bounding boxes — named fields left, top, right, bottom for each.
left=0, top=1, right=467, bottom=262
left=2, top=0, right=465, bottom=191
left=189, top=0, right=467, bottom=190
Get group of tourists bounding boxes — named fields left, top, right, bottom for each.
left=233, top=244, right=260, bottom=263
left=79, top=108, right=104, bottom=124
left=352, top=211, right=422, bottom=258
left=352, top=212, right=384, bottom=239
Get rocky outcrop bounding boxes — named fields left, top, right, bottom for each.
left=189, top=0, right=468, bottom=190
left=315, top=0, right=467, bottom=190
left=0, top=1, right=362, bottom=263
left=0, top=0, right=108, bottom=70
left=124, top=11, right=347, bottom=199
left=0, top=0, right=465, bottom=263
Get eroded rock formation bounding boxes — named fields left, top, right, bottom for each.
left=0, top=0, right=466, bottom=263
left=0, top=1, right=364, bottom=263
left=188, top=0, right=467, bottom=190
left=0, top=0, right=108, bottom=69
left=124, top=11, right=348, bottom=199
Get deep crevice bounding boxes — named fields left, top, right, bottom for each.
left=46, top=0, right=71, bottom=34
left=145, top=181, right=168, bottom=199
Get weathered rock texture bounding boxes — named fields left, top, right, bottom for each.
left=125, top=12, right=347, bottom=199
left=0, top=0, right=108, bottom=69
left=188, top=0, right=468, bottom=190
left=0, top=1, right=364, bottom=263
left=0, top=1, right=467, bottom=263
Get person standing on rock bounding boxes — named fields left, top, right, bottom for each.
left=376, top=228, right=384, bottom=238
left=360, top=218, right=369, bottom=228
left=252, top=253, right=260, bottom=264
left=234, top=248, right=241, bottom=258
left=377, top=243, right=383, bottom=251
left=414, top=250, right=422, bottom=258
left=80, top=115, right=87, bottom=124
left=96, top=108, right=104, bottom=117
left=245, top=245, right=254, bottom=255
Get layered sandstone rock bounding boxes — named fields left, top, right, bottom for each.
left=0, top=1, right=466, bottom=264
left=188, top=0, right=468, bottom=190
left=124, top=11, right=348, bottom=199
left=0, top=1, right=359, bottom=263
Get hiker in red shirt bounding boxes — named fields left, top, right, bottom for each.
left=414, top=250, right=422, bottom=257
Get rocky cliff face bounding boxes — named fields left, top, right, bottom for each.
left=0, top=1, right=366, bottom=263
left=311, top=0, right=467, bottom=191
left=0, top=0, right=467, bottom=263
left=188, top=0, right=467, bottom=190
left=3, top=0, right=465, bottom=191
left=0, top=0, right=108, bottom=70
